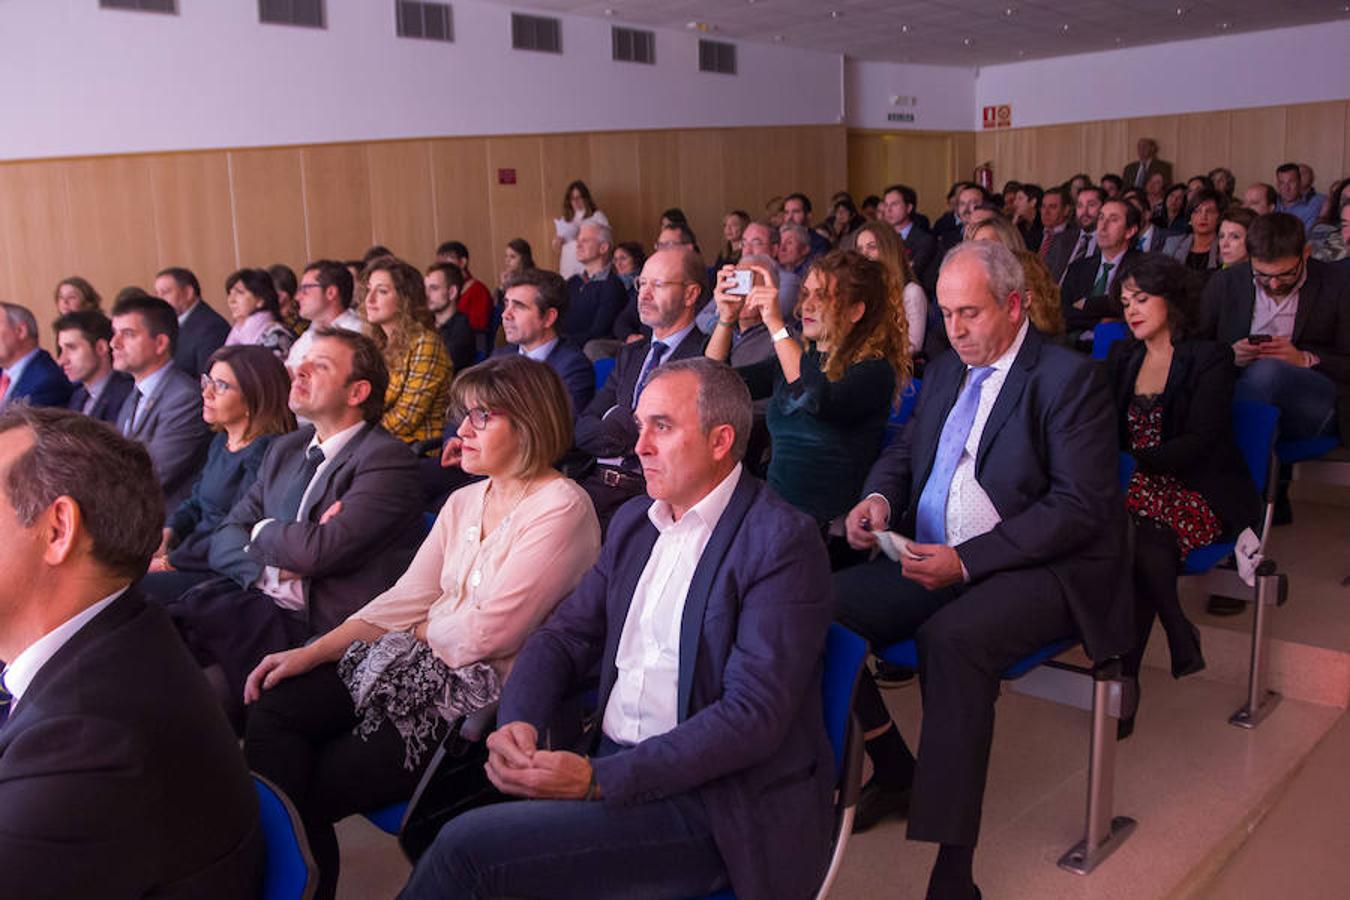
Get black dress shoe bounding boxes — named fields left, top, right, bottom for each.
left=853, top=779, right=912, bottom=832
left=1170, top=624, right=1206, bottom=679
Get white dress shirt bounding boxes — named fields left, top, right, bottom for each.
left=520, top=337, right=558, bottom=362
left=251, top=419, right=366, bottom=610
left=1249, top=274, right=1306, bottom=341
left=3, top=587, right=126, bottom=709
left=601, top=463, right=743, bottom=745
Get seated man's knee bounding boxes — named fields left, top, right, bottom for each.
left=1235, top=358, right=1285, bottom=400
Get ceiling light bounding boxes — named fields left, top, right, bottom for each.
left=771, top=34, right=785, bottom=42
left=1060, top=23, right=1070, bottom=32
left=602, top=7, right=614, bottom=15
left=900, top=24, right=911, bottom=34
left=962, top=37, right=974, bottom=46
left=1004, top=6, right=1017, bottom=15
left=1175, top=6, right=1187, bottom=15
left=830, top=10, right=842, bottom=18
left=1218, top=21, right=1231, bottom=29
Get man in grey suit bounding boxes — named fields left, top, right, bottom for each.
left=1123, top=138, right=1173, bottom=191
left=155, top=266, right=230, bottom=377
left=111, top=294, right=211, bottom=513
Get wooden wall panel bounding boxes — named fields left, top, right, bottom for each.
left=851, top=131, right=970, bottom=223
left=675, top=131, right=726, bottom=258
left=64, top=157, right=159, bottom=302
left=539, top=133, right=593, bottom=251
left=1080, top=119, right=1130, bottom=183
left=227, top=148, right=307, bottom=275
left=301, top=144, right=372, bottom=263
left=1228, top=106, right=1287, bottom=189
left=0, top=162, right=74, bottom=326
left=146, top=151, right=235, bottom=312
left=429, top=138, right=494, bottom=285
left=367, top=141, right=435, bottom=263
left=1176, top=112, right=1231, bottom=186
left=485, top=137, right=549, bottom=275
left=586, top=132, right=643, bottom=254
left=1286, top=102, right=1347, bottom=198
left=634, top=131, right=680, bottom=244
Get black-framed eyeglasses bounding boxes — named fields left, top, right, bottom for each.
left=1251, top=258, right=1304, bottom=286
left=200, top=374, right=234, bottom=395
left=296, top=282, right=322, bottom=294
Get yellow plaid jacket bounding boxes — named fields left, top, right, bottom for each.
left=382, top=326, right=453, bottom=444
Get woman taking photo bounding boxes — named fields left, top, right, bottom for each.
left=141, top=345, right=295, bottom=603
left=362, top=255, right=454, bottom=446
left=852, top=221, right=926, bottom=355
left=706, top=250, right=909, bottom=543
left=1104, top=255, right=1260, bottom=734
left=224, top=267, right=296, bottom=360
left=244, top=355, right=601, bottom=900
left=552, top=180, right=608, bottom=279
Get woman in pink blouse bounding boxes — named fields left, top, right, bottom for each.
left=242, top=355, right=600, bottom=900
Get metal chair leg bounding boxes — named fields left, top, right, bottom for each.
left=1229, top=565, right=1282, bottom=729
left=1058, top=669, right=1136, bottom=875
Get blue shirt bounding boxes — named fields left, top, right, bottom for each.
left=520, top=337, right=558, bottom=362
left=1278, top=191, right=1325, bottom=235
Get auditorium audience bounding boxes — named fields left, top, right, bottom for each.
left=715, top=209, right=751, bottom=269
left=1163, top=189, right=1223, bottom=275
left=496, top=267, right=594, bottom=416
left=778, top=221, right=815, bottom=286
left=612, top=240, right=644, bottom=293
left=435, top=241, right=493, bottom=340
left=1243, top=182, right=1278, bottom=215
left=1053, top=185, right=1105, bottom=280
left=855, top=221, right=928, bottom=355
left=552, top=180, right=608, bottom=280
left=140, top=345, right=295, bottom=604
left=361, top=255, right=454, bottom=446
left=1014, top=249, right=1067, bottom=338
left=111, top=294, right=212, bottom=512
left=154, top=266, right=231, bottom=377
left=1037, top=185, right=1074, bottom=263
left=55, top=309, right=133, bottom=424
left=826, top=195, right=866, bottom=248
left=287, top=259, right=363, bottom=372
left=399, top=358, right=835, bottom=900
left=269, top=263, right=302, bottom=333
left=1105, top=255, right=1261, bottom=736
left=1125, top=137, right=1172, bottom=189
left=833, top=241, right=1130, bottom=900
left=1311, top=181, right=1350, bottom=262
left=223, top=267, right=295, bottom=360
left=53, top=275, right=102, bottom=314
left=1145, top=170, right=1167, bottom=217
left=1219, top=206, right=1257, bottom=267
left=1199, top=212, right=1350, bottom=446
left=498, top=237, right=535, bottom=296
left=1209, top=167, right=1236, bottom=201
left=425, top=261, right=477, bottom=375
left=1132, top=192, right=1169, bottom=253
left=0, top=406, right=263, bottom=897
left=562, top=221, right=628, bottom=348
left=1157, top=183, right=1188, bottom=232
left=707, top=249, right=909, bottom=545
left=784, top=191, right=832, bottom=257
left=1276, top=162, right=1323, bottom=234
left=573, top=247, right=707, bottom=531
left=0, top=302, right=72, bottom=410
left=1011, top=183, right=1044, bottom=250
left=244, top=355, right=599, bottom=900
left=764, top=194, right=786, bottom=229
left=881, top=183, right=939, bottom=289
left=739, top=221, right=799, bottom=322
left=965, top=215, right=1028, bottom=251
left=940, top=183, right=987, bottom=256
left=1062, top=197, right=1142, bottom=342
left=170, top=328, right=425, bottom=720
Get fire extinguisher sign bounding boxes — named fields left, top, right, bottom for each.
left=982, top=105, right=1012, bottom=129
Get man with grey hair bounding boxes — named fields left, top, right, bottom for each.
left=1123, top=137, right=1172, bottom=190
left=562, top=220, right=628, bottom=347
left=0, top=302, right=72, bottom=410
left=402, top=356, right=835, bottom=900
left=832, top=240, right=1131, bottom=899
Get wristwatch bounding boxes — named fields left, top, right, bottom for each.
left=771, top=326, right=791, bottom=343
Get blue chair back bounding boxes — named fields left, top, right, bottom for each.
left=1231, top=401, right=1280, bottom=496
left=1091, top=322, right=1129, bottom=361
left=1117, top=452, right=1136, bottom=490
left=822, top=623, right=868, bottom=775
left=254, top=774, right=317, bottom=900
left=593, top=356, right=616, bottom=391
left=882, top=378, right=922, bottom=449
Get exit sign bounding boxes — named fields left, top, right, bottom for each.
left=887, top=112, right=915, bottom=123
left=497, top=168, right=517, bottom=185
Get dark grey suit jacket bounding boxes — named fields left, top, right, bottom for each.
left=0, top=590, right=262, bottom=898
left=173, top=301, right=230, bottom=377
left=117, top=363, right=212, bottom=513
left=209, top=422, right=425, bottom=634
left=1045, top=224, right=1086, bottom=282
left=1123, top=158, right=1173, bottom=189
left=502, top=471, right=835, bottom=900
left=864, top=326, right=1133, bottom=661
left=68, top=370, right=135, bottom=425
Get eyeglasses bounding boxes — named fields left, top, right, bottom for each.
left=1251, top=258, right=1304, bottom=286
left=296, top=282, right=322, bottom=294
left=653, top=240, right=692, bottom=251
left=200, top=374, right=234, bottom=395
left=459, top=407, right=501, bottom=429
left=634, top=278, right=692, bottom=292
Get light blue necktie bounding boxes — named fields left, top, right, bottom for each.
left=914, top=366, right=995, bottom=545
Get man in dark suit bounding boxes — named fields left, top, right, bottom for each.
left=1123, top=137, right=1173, bottom=191
left=155, top=266, right=230, bottom=377
left=1050, top=185, right=1106, bottom=284
left=574, top=248, right=708, bottom=532
left=496, top=267, right=594, bottom=415
left=882, top=183, right=940, bottom=291
left=1060, top=197, right=1143, bottom=343
left=1012, top=183, right=1044, bottom=252
left=0, top=406, right=261, bottom=898
left=110, top=294, right=212, bottom=512
left=55, top=309, right=135, bottom=424
left=400, top=358, right=835, bottom=900
left=180, top=328, right=424, bottom=711
left=0, top=303, right=72, bottom=409
left=833, top=241, right=1131, bottom=899
left=562, top=222, right=629, bottom=348
left=1199, top=212, right=1350, bottom=444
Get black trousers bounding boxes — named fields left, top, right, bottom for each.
left=1123, top=519, right=1192, bottom=678
left=245, top=663, right=441, bottom=900
left=834, top=558, right=1074, bottom=847
left=578, top=467, right=645, bottom=536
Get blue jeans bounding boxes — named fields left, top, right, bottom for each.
left=1235, top=358, right=1338, bottom=441
left=398, top=789, right=729, bottom=899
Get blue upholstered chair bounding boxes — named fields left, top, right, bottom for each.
left=254, top=773, right=318, bottom=900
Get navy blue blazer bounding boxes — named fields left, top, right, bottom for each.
left=68, top=370, right=135, bottom=425
left=1060, top=248, right=1142, bottom=332
left=573, top=328, right=707, bottom=466
left=501, top=470, right=835, bottom=900
left=173, top=301, right=231, bottom=377
left=864, top=326, right=1133, bottom=661
left=492, top=339, right=595, bottom=416
left=561, top=270, right=629, bottom=346
left=2, top=348, right=72, bottom=409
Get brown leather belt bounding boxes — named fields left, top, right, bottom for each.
left=598, top=466, right=644, bottom=489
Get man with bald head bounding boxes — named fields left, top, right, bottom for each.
left=573, top=248, right=709, bottom=532
left=832, top=241, right=1131, bottom=899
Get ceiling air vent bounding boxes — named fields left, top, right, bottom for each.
left=512, top=13, right=562, bottom=54
left=100, top=0, right=177, bottom=12
left=259, top=0, right=326, bottom=29
left=397, top=1, right=453, bottom=42
left=698, top=39, right=736, bottom=75
left=612, top=26, right=655, bottom=64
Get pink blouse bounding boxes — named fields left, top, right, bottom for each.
left=351, top=477, right=600, bottom=679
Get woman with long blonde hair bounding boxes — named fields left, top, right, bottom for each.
left=852, top=221, right=926, bottom=355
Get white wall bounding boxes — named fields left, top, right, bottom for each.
left=0, top=0, right=844, bottom=160
left=845, top=59, right=976, bottom=132
left=975, top=21, right=1350, bottom=129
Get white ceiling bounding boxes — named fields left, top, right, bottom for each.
left=489, top=0, right=1350, bottom=66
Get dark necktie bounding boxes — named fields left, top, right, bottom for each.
left=1092, top=261, right=1115, bottom=296
left=276, top=445, right=326, bottom=522
left=0, top=671, right=11, bottom=726
left=123, top=388, right=143, bottom=435
left=1069, top=231, right=1091, bottom=266
left=1038, top=229, right=1053, bottom=259
left=632, top=341, right=669, bottom=406
left=71, top=385, right=90, bottom=415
